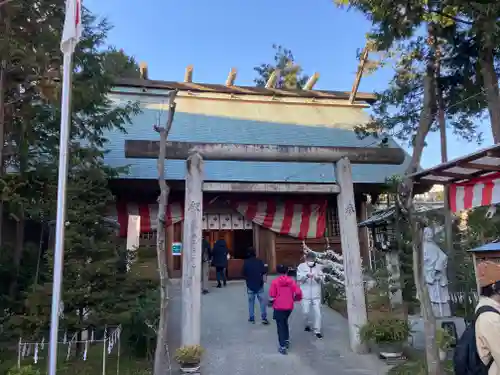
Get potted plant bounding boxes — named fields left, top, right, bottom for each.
left=175, top=345, right=204, bottom=373
left=436, top=328, right=454, bottom=361
left=359, top=318, right=412, bottom=358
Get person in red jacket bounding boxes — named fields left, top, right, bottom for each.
left=269, top=264, right=303, bottom=355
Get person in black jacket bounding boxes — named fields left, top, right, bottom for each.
left=211, top=239, right=229, bottom=288
left=242, top=247, right=269, bottom=324
left=201, top=239, right=212, bottom=294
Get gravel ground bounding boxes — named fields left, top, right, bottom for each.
left=168, top=280, right=389, bottom=375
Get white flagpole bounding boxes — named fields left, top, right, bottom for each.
left=48, top=47, right=74, bottom=375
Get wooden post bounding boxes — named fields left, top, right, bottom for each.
left=253, top=223, right=260, bottom=257
left=166, top=224, right=174, bottom=277
left=126, top=215, right=140, bottom=271
left=335, top=157, right=368, bottom=353
left=358, top=198, right=370, bottom=269
left=269, top=230, right=277, bottom=273
left=181, top=152, right=204, bottom=346
left=472, top=253, right=481, bottom=296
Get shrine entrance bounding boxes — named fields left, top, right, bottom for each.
left=125, top=139, right=405, bottom=352
left=203, top=228, right=254, bottom=280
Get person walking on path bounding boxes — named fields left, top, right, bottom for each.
left=202, top=238, right=212, bottom=294
left=296, top=252, right=325, bottom=338
left=211, top=239, right=229, bottom=288
left=242, top=247, right=269, bottom=325
left=269, top=264, right=303, bottom=355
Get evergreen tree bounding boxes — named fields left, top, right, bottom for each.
left=254, top=44, right=309, bottom=89
left=18, top=149, right=155, bottom=337
left=0, top=2, right=149, bottom=340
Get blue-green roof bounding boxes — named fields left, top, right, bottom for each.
left=103, top=109, right=411, bottom=183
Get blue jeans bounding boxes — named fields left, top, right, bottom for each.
left=247, top=288, right=267, bottom=320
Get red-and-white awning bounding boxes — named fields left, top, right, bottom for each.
left=112, top=199, right=327, bottom=239
left=113, top=202, right=184, bottom=237
left=450, top=173, right=500, bottom=212
left=235, top=199, right=327, bottom=239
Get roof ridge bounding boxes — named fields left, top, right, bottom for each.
left=114, top=77, right=377, bottom=103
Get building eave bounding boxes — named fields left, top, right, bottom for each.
left=113, top=77, right=377, bottom=104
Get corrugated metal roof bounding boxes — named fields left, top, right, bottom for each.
left=358, top=203, right=445, bottom=227
left=468, top=241, right=500, bottom=253
left=115, top=78, right=377, bottom=103
left=103, top=109, right=411, bottom=183
left=358, top=207, right=397, bottom=227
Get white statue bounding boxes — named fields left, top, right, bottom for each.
left=420, top=227, right=451, bottom=317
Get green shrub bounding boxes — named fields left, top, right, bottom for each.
left=174, top=345, right=204, bottom=365
left=387, top=359, right=454, bottom=375
left=360, top=318, right=412, bottom=344
left=131, top=370, right=152, bottom=375
left=436, top=328, right=454, bottom=350
left=7, top=365, right=41, bottom=375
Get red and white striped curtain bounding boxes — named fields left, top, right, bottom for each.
left=113, top=202, right=184, bottom=237
left=112, top=199, right=327, bottom=239
left=234, top=199, right=327, bottom=239
left=450, top=172, right=500, bottom=212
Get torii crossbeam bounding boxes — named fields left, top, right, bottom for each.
left=125, top=139, right=405, bottom=354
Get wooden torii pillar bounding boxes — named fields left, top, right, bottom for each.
left=125, top=140, right=406, bottom=354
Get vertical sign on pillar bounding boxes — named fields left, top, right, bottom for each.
left=126, top=215, right=141, bottom=271
left=181, top=152, right=204, bottom=347
left=334, top=157, right=368, bottom=354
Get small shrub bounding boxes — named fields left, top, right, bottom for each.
left=132, top=370, right=152, bottom=375
left=322, top=281, right=345, bottom=306
left=174, top=345, right=204, bottom=365
left=387, top=359, right=454, bottom=375
left=436, top=328, right=454, bottom=350
left=359, top=318, right=412, bottom=344
left=7, top=366, right=41, bottom=375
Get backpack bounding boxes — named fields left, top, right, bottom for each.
left=453, top=305, right=500, bottom=375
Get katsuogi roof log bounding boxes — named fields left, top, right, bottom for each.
left=125, top=140, right=406, bottom=165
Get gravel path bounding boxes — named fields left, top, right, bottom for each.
left=168, top=280, right=389, bottom=375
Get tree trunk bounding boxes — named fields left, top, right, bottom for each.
left=0, top=7, right=7, bottom=250
left=153, top=91, right=177, bottom=375
left=400, top=22, right=442, bottom=375
left=477, top=21, right=500, bottom=143
left=411, top=220, right=440, bottom=375
left=10, top=119, right=27, bottom=297
left=435, top=36, right=455, bottom=292
left=9, top=211, right=24, bottom=298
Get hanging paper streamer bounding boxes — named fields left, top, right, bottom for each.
left=107, top=334, right=113, bottom=354
left=26, top=343, right=31, bottom=357
left=83, top=341, right=88, bottom=361
left=34, top=343, right=39, bottom=364
left=66, top=342, right=71, bottom=360
left=63, top=332, right=67, bottom=344
left=90, top=330, right=94, bottom=343
left=40, top=337, right=45, bottom=350
left=107, top=326, right=121, bottom=354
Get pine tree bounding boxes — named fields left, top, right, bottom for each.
left=0, top=3, right=148, bottom=340
left=253, top=44, right=309, bottom=89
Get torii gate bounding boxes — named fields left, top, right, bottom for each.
left=125, top=140, right=406, bottom=353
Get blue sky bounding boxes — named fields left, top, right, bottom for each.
left=86, top=0, right=493, bottom=168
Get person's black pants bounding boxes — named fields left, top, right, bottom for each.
left=273, top=309, right=292, bottom=348
left=215, top=267, right=226, bottom=284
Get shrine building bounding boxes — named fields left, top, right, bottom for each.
left=102, top=67, right=419, bottom=279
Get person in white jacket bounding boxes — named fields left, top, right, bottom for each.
left=297, top=252, right=324, bottom=338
